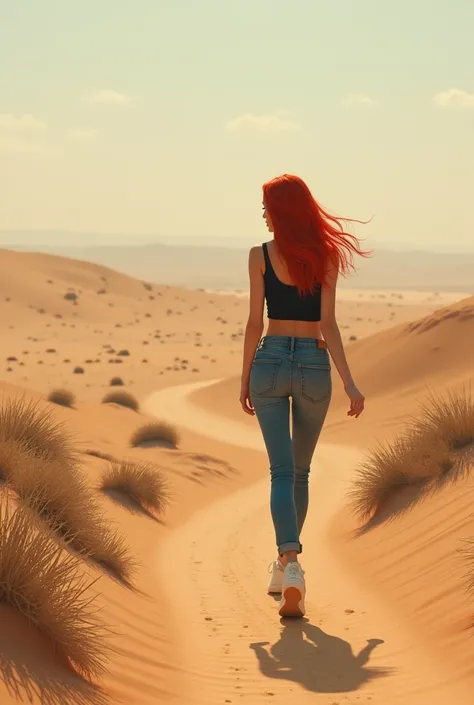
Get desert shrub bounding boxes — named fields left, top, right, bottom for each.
left=0, top=397, right=76, bottom=465
left=130, top=421, right=179, bottom=449
left=109, top=376, right=124, bottom=386
left=47, top=388, right=76, bottom=408
left=409, top=388, right=474, bottom=454
left=0, top=402, right=134, bottom=583
left=0, top=494, right=108, bottom=678
left=11, top=453, right=134, bottom=584
left=102, top=390, right=139, bottom=412
left=349, top=387, right=474, bottom=522
left=73, top=366, right=85, bottom=374
left=101, top=460, right=170, bottom=514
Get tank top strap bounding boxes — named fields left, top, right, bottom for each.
left=262, top=242, right=272, bottom=275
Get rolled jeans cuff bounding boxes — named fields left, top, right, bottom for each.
left=278, top=541, right=302, bottom=555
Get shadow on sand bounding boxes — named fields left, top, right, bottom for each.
left=251, top=621, right=391, bottom=693
left=102, top=487, right=164, bottom=524
left=0, top=624, right=107, bottom=705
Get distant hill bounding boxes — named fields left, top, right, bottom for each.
left=1, top=239, right=473, bottom=292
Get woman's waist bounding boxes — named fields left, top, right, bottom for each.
left=266, top=319, right=322, bottom=339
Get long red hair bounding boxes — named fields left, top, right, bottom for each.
left=262, top=174, right=371, bottom=295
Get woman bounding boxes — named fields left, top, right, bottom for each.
left=240, top=174, right=369, bottom=618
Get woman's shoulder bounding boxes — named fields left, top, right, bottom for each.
left=248, top=244, right=267, bottom=271
left=248, top=243, right=268, bottom=257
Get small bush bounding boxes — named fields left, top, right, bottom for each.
left=102, top=391, right=139, bottom=412
left=11, top=452, right=135, bottom=585
left=73, top=367, right=85, bottom=374
left=109, top=376, right=124, bottom=386
left=0, top=494, right=108, bottom=679
left=349, top=387, right=474, bottom=522
left=0, top=397, right=76, bottom=465
left=101, top=460, right=170, bottom=514
left=47, top=388, right=76, bottom=408
left=131, top=421, right=179, bottom=449
left=0, top=402, right=134, bottom=584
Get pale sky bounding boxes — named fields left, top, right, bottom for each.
left=1, top=0, right=473, bottom=250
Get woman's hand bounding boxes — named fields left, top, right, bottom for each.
left=344, top=382, right=365, bottom=418
left=240, top=381, right=255, bottom=416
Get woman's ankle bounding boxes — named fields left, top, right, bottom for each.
left=280, top=550, right=298, bottom=566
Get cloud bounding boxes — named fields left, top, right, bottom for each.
left=86, top=89, right=132, bottom=105
left=347, top=94, right=375, bottom=106
left=0, top=113, right=47, bottom=153
left=226, top=113, right=301, bottom=133
left=433, top=88, right=474, bottom=108
left=66, top=127, right=98, bottom=143
left=0, top=113, right=46, bottom=132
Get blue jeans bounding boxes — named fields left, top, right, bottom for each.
left=250, top=336, right=332, bottom=555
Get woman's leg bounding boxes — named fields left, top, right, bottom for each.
left=252, top=394, right=301, bottom=558
left=291, top=384, right=331, bottom=538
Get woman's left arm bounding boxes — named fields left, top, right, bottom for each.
left=240, top=246, right=265, bottom=415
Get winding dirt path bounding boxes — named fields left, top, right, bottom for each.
left=143, top=382, right=470, bottom=705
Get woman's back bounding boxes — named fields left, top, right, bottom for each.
left=262, top=241, right=323, bottom=339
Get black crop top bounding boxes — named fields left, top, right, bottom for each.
left=262, top=242, right=322, bottom=322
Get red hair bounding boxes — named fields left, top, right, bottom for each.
left=262, top=174, right=371, bottom=295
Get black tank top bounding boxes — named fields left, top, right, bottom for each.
left=262, top=242, right=321, bottom=322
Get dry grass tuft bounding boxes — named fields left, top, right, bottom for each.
left=12, top=457, right=135, bottom=584
left=47, top=388, right=76, bottom=408
left=0, top=494, right=108, bottom=679
left=0, top=397, right=77, bottom=465
left=109, top=376, right=124, bottom=386
left=101, top=460, right=170, bottom=514
left=349, top=386, right=474, bottom=523
left=102, top=390, right=139, bottom=412
left=0, top=401, right=135, bottom=584
left=130, top=421, right=179, bottom=449
left=409, top=388, right=474, bottom=454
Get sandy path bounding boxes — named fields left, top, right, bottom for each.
left=144, top=383, right=471, bottom=705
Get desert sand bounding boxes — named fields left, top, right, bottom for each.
left=0, top=246, right=473, bottom=705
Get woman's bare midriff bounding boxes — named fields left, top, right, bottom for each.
left=266, top=318, right=323, bottom=340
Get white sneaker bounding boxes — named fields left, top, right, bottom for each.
left=267, top=559, right=284, bottom=594
left=279, top=562, right=306, bottom=618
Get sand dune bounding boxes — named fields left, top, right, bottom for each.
left=191, top=294, right=474, bottom=447
left=146, top=381, right=473, bottom=704
left=0, top=247, right=463, bottom=406
left=0, top=245, right=473, bottom=704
